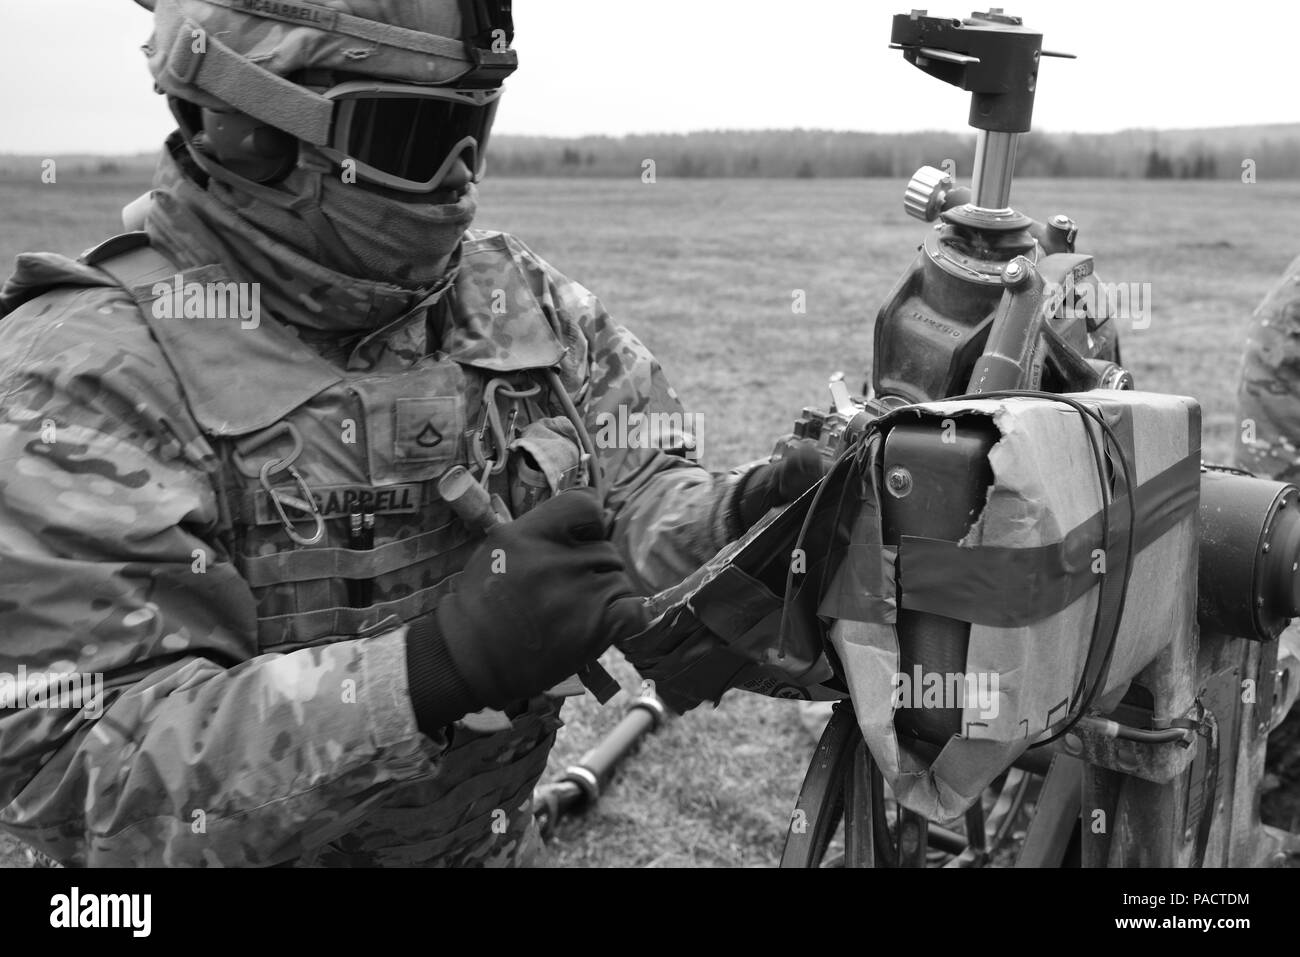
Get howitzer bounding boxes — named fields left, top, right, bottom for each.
left=769, top=9, right=1300, bottom=868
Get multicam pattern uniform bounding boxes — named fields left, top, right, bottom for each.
left=0, top=146, right=748, bottom=867
left=1236, top=254, right=1300, bottom=701
left=1237, top=254, right=1300, bottom=481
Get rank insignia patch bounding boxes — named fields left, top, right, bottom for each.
left=394, top=396, right=462, bottom=464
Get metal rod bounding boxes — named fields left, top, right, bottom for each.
left=927, top=823, right=969, bottom=854
left=572, top=696, right=664, bottom=788
left=530, top=693, right=669, bottom=831
left=970, top=130, right=1018, bottom=210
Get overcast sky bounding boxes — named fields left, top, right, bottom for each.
left=0, top=1, right=1295, bottom=154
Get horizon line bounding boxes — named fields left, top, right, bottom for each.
left=4, top=121, right=1296, bottom=159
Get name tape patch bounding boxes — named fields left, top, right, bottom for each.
left=252, top=483, right=423, bottom=525
left=234, top=0, right=339, bottom=30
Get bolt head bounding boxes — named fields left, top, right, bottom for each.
left=1002, top=258, right=1029, bottom=286
left=885, top=466, right=913, bottom=498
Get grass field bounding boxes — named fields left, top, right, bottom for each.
left=1, top=170, right=1298, bottom=867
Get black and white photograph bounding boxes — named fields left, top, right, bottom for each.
left=0, top=0, right=1296, bottom=930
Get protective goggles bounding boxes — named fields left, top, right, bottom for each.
left=314, top=81, right=503, bottom=194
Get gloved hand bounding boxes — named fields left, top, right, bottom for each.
left=734, top=439, right=827, bottom=531
left=404, top=488, right=647, bottom=733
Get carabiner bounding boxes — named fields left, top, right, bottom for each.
left=259, top=459, right=325, bottom=546
left=472, top=376, right=541, bottom=476
left=233, top=422, right=305, bottom=479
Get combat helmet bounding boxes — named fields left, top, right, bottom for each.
left=131, top=1, right=515, bottom=262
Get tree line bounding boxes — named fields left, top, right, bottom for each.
left=487, top=128, right=1300, bottom=180
left=3, top=126, right=1296, bottom=181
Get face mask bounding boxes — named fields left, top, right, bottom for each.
left=210, top=161, right=478, bottom=287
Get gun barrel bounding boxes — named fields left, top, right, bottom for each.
left=1199, top=469, right=1300, bottom=640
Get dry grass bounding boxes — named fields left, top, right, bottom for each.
left=1, top=170, right=1297, bottom=867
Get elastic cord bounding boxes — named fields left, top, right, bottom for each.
left=544, top=368, right=606, bottom=503
left=799, top=391, right=1138, bottom=748
left=779, top=439, right=858, bottom=661
left=949, top=390, right=1138, bottom=749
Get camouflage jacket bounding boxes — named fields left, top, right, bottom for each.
left=0, top=148, right=748, bottom=866
left=1237, top=253, right=1300, bottom=481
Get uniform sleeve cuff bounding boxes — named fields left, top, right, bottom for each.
left=403, top=615, right=481, bottom=736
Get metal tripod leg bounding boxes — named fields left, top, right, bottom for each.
left=1015, top=753, right=1082, bottom=868
left=781, top=702, right=858, bottom=868
left=842, top=735, right=879, bottom=867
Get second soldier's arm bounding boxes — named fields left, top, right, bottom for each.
left=1237, top=252, right=1300, bottom=481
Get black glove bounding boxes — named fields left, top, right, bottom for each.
left=734, top=439, right=826, bottom=530
left=404, top=488, right=647, bottom=733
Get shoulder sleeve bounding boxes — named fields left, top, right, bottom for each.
left=1237, top=253, right=1300, bottom=481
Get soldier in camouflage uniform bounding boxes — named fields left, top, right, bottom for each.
left=1237, top=254, right=1300, bottom=725
left=0, top=0, right=820, bottom=866
left=1237, top=254, right=1300, bottom=482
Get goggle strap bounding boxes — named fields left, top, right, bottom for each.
left=168, top=20, right=334, bottom=146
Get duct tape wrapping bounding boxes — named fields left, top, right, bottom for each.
left=824, top=390, right=1201, bottom=821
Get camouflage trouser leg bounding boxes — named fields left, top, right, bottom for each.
left=297, top=790, right=550, bottom=868
left=445, top=797, right=549, bottom=868
left=509, top=808, right=549, bottom=868
left=297, top=700, right=562, bottom=867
